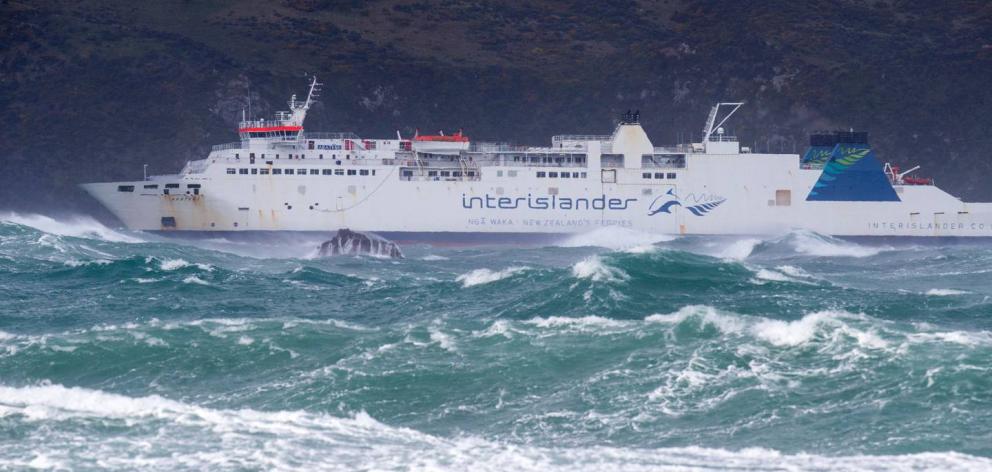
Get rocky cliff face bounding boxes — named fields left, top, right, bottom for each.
left=3, top=0, right=991, bottom=214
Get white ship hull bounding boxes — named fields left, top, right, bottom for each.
left=81, top=86, right=992, bottom=238
left=82, top=153, right=992, bottom=238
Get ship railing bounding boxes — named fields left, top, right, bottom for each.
left=706, top=135, right=739, bottom=142
left=211, top=141, right=246, bottom=152
left=302, top=132, right=362, bottom=140
left=469, top=142, right=530, bottom=152
left=657, top=144, right=698, bottom=153
left=552, top=134, right=612, bottom=143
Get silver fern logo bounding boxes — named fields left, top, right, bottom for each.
left=648, top=189, right=726, bottom=217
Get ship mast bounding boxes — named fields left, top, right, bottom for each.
left=702, top=102, right=743, bottom=143
left=288, top=75, right=322, bottom=126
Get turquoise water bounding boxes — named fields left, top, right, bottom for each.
left=1, top=213, right=991, bottom=471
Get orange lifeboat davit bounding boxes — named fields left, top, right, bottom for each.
left=412, top=130, right=470, bottom=154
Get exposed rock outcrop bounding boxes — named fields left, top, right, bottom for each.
left=318, top=229, right=403, bottom=258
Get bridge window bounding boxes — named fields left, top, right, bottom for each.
left=347, top=169, right=357, bottom=176
left=165, top=183, right=180, bottom=188
left=117, top=185, right=134, bottom=192
left=642, top=172, right=651, bottom=179
left=260, top=169, right=270, bottom=175
left=549, top=172, right=558, bottom=178
left=428, top=171, right=438, bottom=177
left=360, top=169, right=369, bottom=176
left=508, top=170, right=518, bottom=177
left=144, top=184, right=158, bottom=189
left=251, top=168, right=258, bottom=174
left=334, top=169, right=344, bottom=175
left=561, top=173, right=570, bottom=178
left=667, top=173, right=677, bottom=179
left=239, top=168, right=248, bottom=175
left=284, top=169, right=294, bottom=175
left=322, top=169, right=332, bottom=175
left=310, top=169, right=319, bottom=175
left=654, top=173, right=664, bottom=179
left=226, top=168, right=236, bottom=174
left=272, top=169, right=282, bottom=175
left=537, top=172, right=546, bottom=178
left=580, top=172, right=587, bottom=178
left=440, top=171, right=451, bottom=177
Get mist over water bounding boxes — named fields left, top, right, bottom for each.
left=2, top=214, right=992, bottom=471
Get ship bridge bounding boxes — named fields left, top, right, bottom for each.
left=237, top=76, right=321, bottom=141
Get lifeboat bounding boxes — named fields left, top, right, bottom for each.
left=413, top=130, right=470, bottom=154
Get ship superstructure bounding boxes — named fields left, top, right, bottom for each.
left=83, top=78, right=992, bottom=238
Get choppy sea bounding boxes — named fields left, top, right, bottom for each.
left=1, top=213, right=991, bottom=471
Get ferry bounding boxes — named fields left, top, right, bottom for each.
left=82, top=77, right=992, bottom=239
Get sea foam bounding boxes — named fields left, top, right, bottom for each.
left=0, top=383, right=987, bottom=471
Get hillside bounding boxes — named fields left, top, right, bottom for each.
left=2, top=0, right=992, bottom=215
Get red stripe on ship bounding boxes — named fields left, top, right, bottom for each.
left=239, top=126, right=303, bottom=133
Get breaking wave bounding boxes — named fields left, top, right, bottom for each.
left=1, top=383, right=988, bottom=471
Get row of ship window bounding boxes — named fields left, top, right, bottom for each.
left=643, top=172, right=678, bottom=179
left=536, top=171, right=588, bottom=179
left=226, top=168, right=376, bottom=176
left=398, top=170, right=478, bottom=177
left=236, top=153, right=350, bottom=160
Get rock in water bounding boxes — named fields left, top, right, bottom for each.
left=318, top=229, right=404, bottom=258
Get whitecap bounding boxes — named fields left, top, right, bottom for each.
left=776, top=265, right=813, bottom=278
left=751, top=310, right=887, bottom=349
left=159, top=258, right=214, bottom=272
left=754, top=268, right=791, bottom=282
left=421, top=254, right=450, bottom=261
left=456, top=266, right=528, bottom=287
left=557, top=226, right=674, bottom=250
left=524, top=315, right=629, bottom=330
left=788, top=230, right=883, bottom=258
left=571, top=256, right=628, bottom=282
left=0, top=384, right=989, bottom=471
left=908, top=331, right=992, bottom=346
left=715, top=238, right=762, bottom=261
left=428, top=327, right=457, bottom=352
left=182, top=275, right=210, bottom=286
left=473, top=320, right=514, bottom=339
left=645, top=305, right=747, bottom=334
left=926, top=288, right=970, bottom=296
left=0, top=212, right=142, bottom=243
